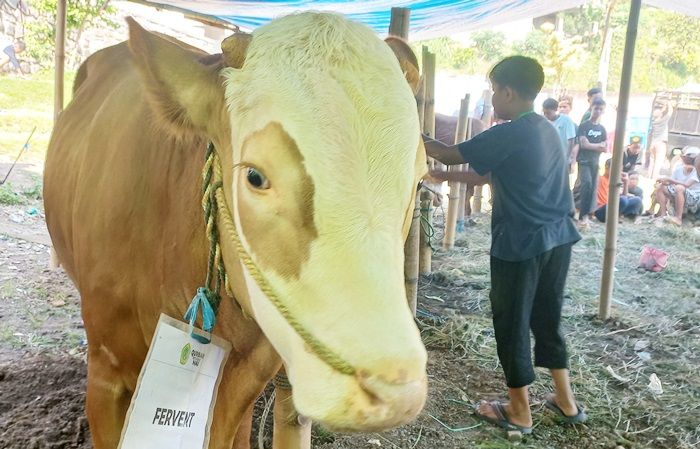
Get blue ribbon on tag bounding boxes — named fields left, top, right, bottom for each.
left=184, top=287, right=218, bottom=344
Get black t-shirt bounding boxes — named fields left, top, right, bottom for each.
left=457, top=112, right=581, bottom=262
left=622, top=148, right=641, bottom=172
left=577, top=120, right=607, bottom=164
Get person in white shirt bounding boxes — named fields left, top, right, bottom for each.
left=649, top=146, right=700, bottom=225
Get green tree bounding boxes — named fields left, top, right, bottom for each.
left=25, top=0, right=116, bottom=68
left=470, top=30, right=507, bottom=63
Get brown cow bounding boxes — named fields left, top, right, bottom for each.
left=44, top=13, right=427, bottom=449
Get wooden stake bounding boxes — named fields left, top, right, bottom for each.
left=419, top=189, right=433, bottom=275
left=443, top=94, right=470, bottom=249
left=471, top=90, right=492, bottom=215
left=404, top=197, right=420, bottom=316
left=599, top=0, right=642, bottom=320
left=390, top=7, right=419, bottom=315
left=388, top=7, right=410, bottom=39
left=419, top=49, right=436, bottom=274
left=54, top=0, right=66, bottom=122
left=456, top=96, right=471, bottom=233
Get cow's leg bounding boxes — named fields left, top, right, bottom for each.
left=272, top=370, right=311, bottom=449
left=85, top=350, right=132, bottom=449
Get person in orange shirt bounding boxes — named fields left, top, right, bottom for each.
left=594, top=159, right=643, bottom=222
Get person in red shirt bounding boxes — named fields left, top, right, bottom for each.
left=594, top=159, right=643, bottom=222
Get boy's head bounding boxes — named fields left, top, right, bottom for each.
left=488, top=56, right=544, bottom=120
left=542, top=98, right=559, bottom=121
left=590, top=97, right=606, bottom=121
left=13, top=40, right=25, bottom=54
left=627, top=136, right=641, bottom=154
left=628, top=170, right=640, bottom=189
left=558, top=95, right=572, bottom=115
left=587, top=87, right=602, bottom=105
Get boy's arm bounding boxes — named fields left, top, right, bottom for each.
left=422, top=136, right=465, bottom=165
left=427, top=169, right=489, bottom=185
left=579, top=136, right=607, bottom=152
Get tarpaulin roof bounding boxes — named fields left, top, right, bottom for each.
left=129, top=0, right=700, bottom=40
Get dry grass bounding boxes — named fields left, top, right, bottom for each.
left=414, top=209, right=700, bottom=448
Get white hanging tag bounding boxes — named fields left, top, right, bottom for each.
left=118, top=313, right=231, bottom=449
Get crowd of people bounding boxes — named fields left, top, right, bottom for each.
left=541, top=88, right=700, bottom=228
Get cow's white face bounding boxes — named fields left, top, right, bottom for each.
left=221, top=13, right=427, bottom=431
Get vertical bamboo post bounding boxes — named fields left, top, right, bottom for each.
left=443, top=94, right=470, bottom=249
left=54, top=0, right=66, bottom=122
left=456, top=95, right=471, bottom=233
left=388, top=7, right=410, bottom=39
left=49, top=0, right=67, bottom=270
left=472, top=89, right=492, bottom=214
left=390, top=8, right=419, bottom=315
left=419, top=50, right=436, bottom=275
left=599, top=0, right=642, bottom=320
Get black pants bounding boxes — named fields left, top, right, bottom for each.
left=489, top=243, right=572, bottom=388
left=576, top=162, right=598, bottom=217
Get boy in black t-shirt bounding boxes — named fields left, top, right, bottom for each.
left=576, top=98, right=607, bottom=225
left=424, top=56, right=585, bottom=435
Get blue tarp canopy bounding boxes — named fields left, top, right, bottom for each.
left=129, top=0, right=586, bottom=39
left=129, top=0, right=700, bottom=39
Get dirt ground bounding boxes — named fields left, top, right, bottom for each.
left=1, top=164, right=699, bottom=449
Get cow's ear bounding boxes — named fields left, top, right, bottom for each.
left=221, top=32, right=252, bottom=68
left=126, top=17, right=224, bottom=135
left=385, top=36, right=420, bottom=95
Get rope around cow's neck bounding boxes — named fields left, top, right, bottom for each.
left=200, top=143, right=356, bottom=376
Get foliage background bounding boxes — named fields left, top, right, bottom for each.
left=415, top=2, right=700, bottom=94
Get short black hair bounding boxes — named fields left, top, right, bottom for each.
left=592, top=97, right=606, bottom=107
left=542, top=98, right=558, bottom=111
left=489, top=56, right=544, bottom=101
left=628, top=170, right=639, bottom=176
left=587, top=87, right=602, bottom=98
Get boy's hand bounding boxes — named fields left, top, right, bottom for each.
left=425, top=170, right=447, bottom=184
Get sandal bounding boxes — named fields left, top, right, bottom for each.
left=474, top=401, right=532, bottom=434
left=544, top=395, right=587, bottom=424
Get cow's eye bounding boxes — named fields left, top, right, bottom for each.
left=246, top=168, right=270, bottom=189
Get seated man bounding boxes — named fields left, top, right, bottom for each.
left=594, top=159, right=643, bottom=223
left=623, top=136, right=643, bottom=173
left=649, top=146, right=700, bottom=225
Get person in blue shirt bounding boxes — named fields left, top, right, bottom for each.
left=424, top=56, right=585, bottom=435
left=542, top=97, right=577, bottom=171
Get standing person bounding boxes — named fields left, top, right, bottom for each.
left=543, top=98, right=577, bottom=170
left=558, top=95, right=573, bottom=116
left=646, top=100, right=673, bottom=180
left=575, top=97, right=607, bottom=226
left=580, top=87, right=603, bottom=125
left=423, top=56, right=585, bottom=435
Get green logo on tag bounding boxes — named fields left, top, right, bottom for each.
left=180, top=343, right=191, bottom=365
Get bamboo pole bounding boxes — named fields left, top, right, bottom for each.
left=388, top=7, right=410, bottom=39
left=419, top=50, right=436, bottom=275
left=472, top=89, right=493, bottom=215
left=456, top=95, right=471, bottom=233
left=54, top=0, right=66, bottom=122
left=49, top=0, right=67, bottom=270
left=599, top=0, right=642, bottom=320
left=443, top=94, right=470, bottom=249
left=390, top=8, right=419, bottom=315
